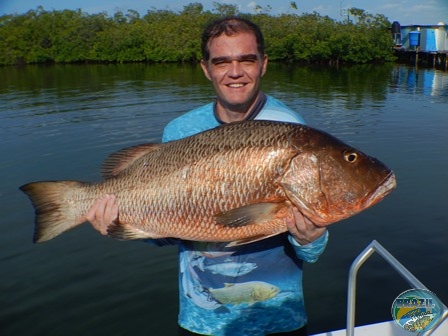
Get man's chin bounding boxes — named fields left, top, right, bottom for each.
left=219, top=95, right=258, bottom=111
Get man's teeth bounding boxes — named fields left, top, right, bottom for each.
left=228, top=84, right=244, bottom=88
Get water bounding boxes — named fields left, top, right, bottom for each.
left=1, top=63, right=447, bottom=335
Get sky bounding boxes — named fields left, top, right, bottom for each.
left=0, top=0, right=447, bottom=25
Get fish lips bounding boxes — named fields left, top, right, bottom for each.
left=363, top=171, right=397, bottom=208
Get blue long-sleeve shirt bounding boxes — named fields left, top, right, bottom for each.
left=156, top=94, right=328, bottom=335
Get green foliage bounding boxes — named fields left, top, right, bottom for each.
left=0, top=4, right=395, bottom=65
left=212, top=2, right=239, bottom=17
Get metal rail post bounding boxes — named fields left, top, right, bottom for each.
left=346, top=240, right=448, bottom=336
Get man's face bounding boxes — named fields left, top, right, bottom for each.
left=201, top=32, right=268, bottom=118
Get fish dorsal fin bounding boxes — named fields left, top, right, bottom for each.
left=214, top=202, right=287, bottom=228
left=101, top=144, right=160, bottom=178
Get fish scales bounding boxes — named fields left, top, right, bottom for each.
left=20, top=120, right=396, bottom=245
left=111, top=147, right=293, bottom=240
left=104, top=124, right=297, bottom=240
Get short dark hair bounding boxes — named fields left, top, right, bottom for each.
left=201, top=17, right=265, bottom=61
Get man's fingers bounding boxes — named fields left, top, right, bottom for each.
left=104, top=195, right=119, bottom=224
left=287, top=206, right=325, bottom=245
left=86, top=195, right=116, bottom=235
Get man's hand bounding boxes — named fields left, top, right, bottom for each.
left=286, top=207, right=326, bottom=245
left=86, top=194, right=119, bottom=235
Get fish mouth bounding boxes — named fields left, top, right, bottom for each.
left=364, top=171, right=397, bottom=207
left=266, top=287, right=280, bottom=299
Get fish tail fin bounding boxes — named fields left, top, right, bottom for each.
left=19, top=181, right=88, bottom=243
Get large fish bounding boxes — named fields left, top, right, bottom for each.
left=20, top=120, right=396, bottom=246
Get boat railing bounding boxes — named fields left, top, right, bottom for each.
left=346, top=240, right=448, bottom=336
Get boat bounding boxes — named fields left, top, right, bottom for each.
left=311, top=240, right=448, bottom=336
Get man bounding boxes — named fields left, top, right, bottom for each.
left=87, top=17, right=328, bottom=335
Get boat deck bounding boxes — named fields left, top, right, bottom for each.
left=312, top=319, right=448, bottom=336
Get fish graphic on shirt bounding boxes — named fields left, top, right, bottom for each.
left=199, top=260, right=258, bottom=277
left=208, top=281, right=280, bottom=305
left=181, top=271, right=224, bottom=311
left=180, top=252, right=223, bottom=310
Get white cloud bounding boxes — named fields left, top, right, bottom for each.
left=247, top=1, right=257, bottom=10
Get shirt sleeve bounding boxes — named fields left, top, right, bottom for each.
left=287, top=230, right=329, bottom=263
left=162, top=122, right=177, bottom=142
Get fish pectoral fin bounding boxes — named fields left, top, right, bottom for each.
left=106, top=223, right=153, bottom=240
left=101, top=143, right=161, bottom=178
left=215, top=202, right=287, bottom=228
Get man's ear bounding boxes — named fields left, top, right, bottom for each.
left=200, top=60, right=212, bottom=81
left=261, top=54, right=268, bottom=77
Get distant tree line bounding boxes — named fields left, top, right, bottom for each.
left=0, top=2, right=396, bottom=66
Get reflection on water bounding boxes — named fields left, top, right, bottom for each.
left=390, top=65, right=448, bottom=98
left=0, top=63, right=447, bottom=336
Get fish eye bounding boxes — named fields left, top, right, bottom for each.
left=344, top=151, right=358, bottom=163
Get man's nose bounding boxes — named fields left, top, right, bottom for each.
left=228, top=61, right=243, bottom=77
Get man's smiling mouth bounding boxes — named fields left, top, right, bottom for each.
left=228, top=83, right=245, bottom=88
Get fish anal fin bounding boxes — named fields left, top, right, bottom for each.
left=106, top=223, right=159, bottom=240
left=214, top=202, right=288, bottom=228
left=101, top=144, right=161, bottom=179
left=225, top=232, right=284, bottom=248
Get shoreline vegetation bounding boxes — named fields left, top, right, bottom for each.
left=0, top=2, right=396, bottom=66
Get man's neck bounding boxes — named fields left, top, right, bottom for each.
left=215, top=92, right=263, bottom=123
left=216, top=108, right=250, bottom=123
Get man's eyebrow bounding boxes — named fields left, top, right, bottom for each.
left=210, top=54, right=259, bottom=64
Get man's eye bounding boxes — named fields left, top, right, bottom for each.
left=213, top=61, right=228, bottom=67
